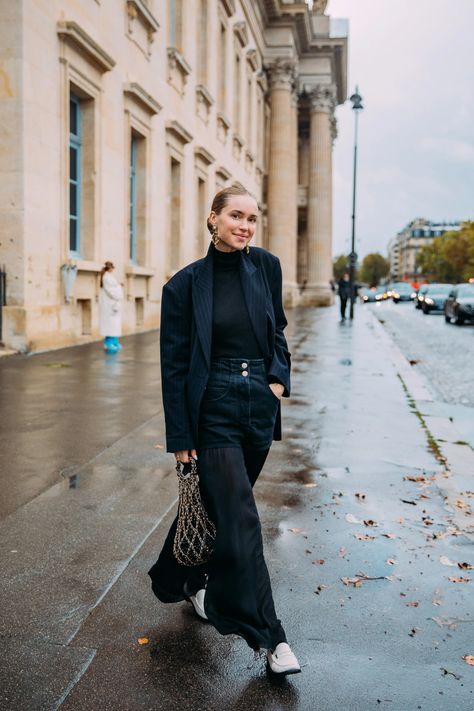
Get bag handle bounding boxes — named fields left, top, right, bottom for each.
left=176, top=458, right=198, bottom=480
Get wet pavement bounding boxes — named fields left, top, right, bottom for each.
left=1, top=306, right=474, bottom=710
left=0, top=333, right=161, bottom=519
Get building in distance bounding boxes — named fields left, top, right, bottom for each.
left=388, top=218, right=461, bottom=281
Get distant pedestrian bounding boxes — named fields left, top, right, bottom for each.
left=148, top=184, right=301, bottom=675
left=338, top=272, right=356, bottom=320
left=99, top=261, right=123, bottom=353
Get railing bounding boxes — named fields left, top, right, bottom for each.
left=0, top=266, right=6, bottom=344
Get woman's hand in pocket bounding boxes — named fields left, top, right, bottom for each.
left=269, top=383, right=284, bottom=400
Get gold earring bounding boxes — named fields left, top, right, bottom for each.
left=212, top=225, right=220, bottom=246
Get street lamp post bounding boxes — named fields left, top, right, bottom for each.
left=349, top=86, right=363, bottom=320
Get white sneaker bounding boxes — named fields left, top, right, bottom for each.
left=189, top=589, right=208, bottom=620
left=267, top=643, right=301, bottom=675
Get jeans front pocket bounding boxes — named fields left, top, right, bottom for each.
left=202, top=365, right=232, bottom=403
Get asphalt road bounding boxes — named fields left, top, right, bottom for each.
left=366, top=299, right=474, bottom=407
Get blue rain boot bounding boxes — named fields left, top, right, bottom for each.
left=104, top=336, right=118, bottom=353
left=113, top=336, right=123, bottom=351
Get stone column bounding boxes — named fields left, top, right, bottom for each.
left=266, top=59, right=299, bottom=307
left=301, top=84, right=336, bottom=306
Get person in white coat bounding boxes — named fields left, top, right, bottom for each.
left=99, top=261, right=124, bottom=353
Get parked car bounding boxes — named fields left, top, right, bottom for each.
left=444, top=283, right=474, bottom=324
left=392, top=282, right=416, bottom=303
left=415, top=284, right=429, bottom=309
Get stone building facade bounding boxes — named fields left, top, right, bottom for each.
left=388, top=218, right=461, bottom=281
left=0, top=0, right=347, bottom=352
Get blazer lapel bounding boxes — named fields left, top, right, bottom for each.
left=240, top=254, right=269, bottom=357
left=193, top=245, right=214, bottom=367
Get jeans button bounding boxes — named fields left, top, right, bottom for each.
left=242, top=370, right=248, bottom=377
left=241, top=362, right=248, bottom=369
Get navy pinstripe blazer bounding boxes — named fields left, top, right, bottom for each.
left=160, top=244, right=291, bottom=453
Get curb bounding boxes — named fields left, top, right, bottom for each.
left=369, top=310, right=474, bottom=537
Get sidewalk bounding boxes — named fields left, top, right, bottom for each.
left=1, top=306, right=473, bottom=710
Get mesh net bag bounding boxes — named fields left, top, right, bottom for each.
left=173, top=459, right=216, bottom=567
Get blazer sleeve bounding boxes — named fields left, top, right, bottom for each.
left=160, top=280, right=195, bottom=453
left=267, top=257, right=291, bottom=397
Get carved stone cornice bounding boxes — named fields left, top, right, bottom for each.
left=165, top=120, right=193, bottom=144
left=309, top=84, right=336, bottom=114
left=57, top=21, right=115, bottom=72
left=123, top=82, right=162, bottom=115
left=167, top=47, right=191, bottom=78
left=313, top=0, right=328, bottom=16
left=220, top=0, right=235, bottom=18
left=246, top=49, right=259, bottom=72
left=266, top=58, right=297, bottom=91
left=194, top=146, right=215, bottom=165
left=233, top=21, right=248, bottom=48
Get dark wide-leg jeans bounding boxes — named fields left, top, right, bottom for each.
left=148, top=358, right=287, bottom=651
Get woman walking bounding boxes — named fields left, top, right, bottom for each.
left=149, top=184, right=300, bottom=675
left=99, top=261, right=123, bottom=353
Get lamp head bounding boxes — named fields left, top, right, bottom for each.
left=350, top=87, right=363, bottom=111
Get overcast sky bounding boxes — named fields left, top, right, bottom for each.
left=327, top=0, right=474, bottom=260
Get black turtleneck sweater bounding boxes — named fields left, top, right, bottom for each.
left=211, top=246, right=262, bottom=359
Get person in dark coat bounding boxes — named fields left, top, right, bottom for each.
left=337, top=272, right=357, bottom=320
left=148, top=184, right=300, bottom=675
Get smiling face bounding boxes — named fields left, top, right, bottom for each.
left=209, top=194, right=259, bottom=253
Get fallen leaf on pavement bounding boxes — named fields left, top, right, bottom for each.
left=288, top=528, right=303, bottom=533
left=304, top=483, right=317, bottom=488
left=339, top=546, right=347, bottom=557
left=422, top=517, right=434, bottom=525
left=408, top=627, right=420, bottom=637
left=462, top=655, right=474, bottom=666
left=458, top=562, right=474, bottom=570
left=448, top=576, right=471, bottom=583
left=440, top=556, right=457, bottom=567
left=406, top=601, right=419, bottom=607
left=382, top=533, right=397, bottom=539
left=346, top=513, right=363, bottom=524
left=440, top=668, right=461, bottom=680
left=401, top=499, right=417, bottom=506
left=355, top=492, right=366, bottom=500
left=397, top=517, right=405, bottom=524
left=341, top=576, right=363, bottom=587
left=137, top=638, right=150, bottom=645
left=455, top=499, right=469, bottom=509
left=363, top=519, right=378, bottom=527
left=353, top=533, right=376, bottom=541
left=386, top=559, right=397, bottom=565
left=419, top=494, right=431, bottom=500
left=312, top=559, right=325, bottom=565
left=314, top=585, right=327, bottom=595
left=404, top=475, right=431, bottom=482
